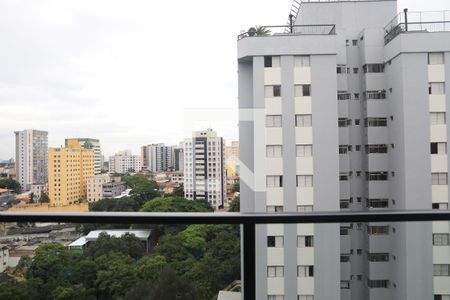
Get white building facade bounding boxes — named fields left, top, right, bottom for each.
left=183, top=129, right=227, bottom=210
left=141, top=143, right=173, bottom=172
left=14, top=129, right=48, bottom=191
left=238, top=1, right=450, bottom=299
left=108, top=151, right=141, bottom=174
left=87, top=174, right=111, bottom=203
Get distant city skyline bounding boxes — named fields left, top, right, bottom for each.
left=0, top=0, right=447, bottom=159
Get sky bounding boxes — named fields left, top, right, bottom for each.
left=0, top=0, right=449, bottom=159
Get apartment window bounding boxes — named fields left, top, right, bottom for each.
left=340, top=280, right=350, bottom=289
left=430, top=112, right=446, bottom=125
left=341, top=254, right=350, bottom=262
left=367, top=225, right=389, bottom=235
left=368, top=253, right=389, bottom=262
left=368, top=279, right=389, bottom=288
left=267, top=236, right=284, bottom=247
left=267, top=266, right=284, bottom=277
left=432, top=173, right=448, bottom=185
left=364, top=118, right=387, bottom=127
left=339, top=145, right=348, bottom=154
left=366, top=172, right=388, bottom=181
left=297, top=265, right=314, bottom=277
left=268, top=296, right=284, bottom=300
left=340, top=199, right=350, bottom=209
left=354, top=93, right=360, bottom=100
left=266, top=115, right=282, bottom=127
left=352, top=39, right=358, bottom=46
left=431, top=142, right=447, bottom=154
left=297, top=205, right=313, bottom=212
left=298, top=235, right=314, bottom=247
left=295, top=114, right=312, bottom=127
left=433, top=234, right=449, bottom=246
left=433, top=203, right=449, bottom=210
left=364, top=90, right=386, bottom=100
left=264, top=56, right=280, bottom=68
left=340, top=226, right=351, bottom=235
left=265, top=85, right=281, bottom=97
left=366, top=144, right=388, bottom=154
left=266, top=145, right=283, bottom=157
left=353, top=68, right=358, bottom=74
left=428, top=52, right=444, bottom=65
left=338, top=118, right=351, bottom=127
left=296, top=144, right=313, bottom=157
left=355, top=145, right=361, bottom=151
left=295, top=55, right=310, bottom=67
left=267, top=206, right=284, bottom=212
left=337, top=92, right=351, bottom=100
left=297, top=175, right=313, bottom=187
left=355, top=119, right=360, bottom=125
left=363, top=64, right=384, bottom=73
left=340, top=172, right=349, bottom=181
left=266, top=175, right=283, bottom=187
left=298, top=296, right=314, bottom=300
left=434, top=265, right=450, bottom=276
left=337, top=65, right=347, bottom=74
left=429, top=83, right=445, bottom=95
left=367, top=198, right=389, bottom=208
left=295, top=84, right=311, bottom=97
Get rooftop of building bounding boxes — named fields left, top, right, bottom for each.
left=85, top=229, right=152, bottom=241
left=384, top=10, right=450, bottom=44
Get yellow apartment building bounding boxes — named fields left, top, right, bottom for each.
left=48, top=139, right=94, bottom=206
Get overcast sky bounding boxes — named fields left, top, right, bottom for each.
left=0, top=0, right=448, bottom=159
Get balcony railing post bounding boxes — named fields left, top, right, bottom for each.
left=242, top=222, right=256, bottom=300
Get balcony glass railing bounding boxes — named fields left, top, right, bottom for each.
left=1, top=211, right=450, bottom=300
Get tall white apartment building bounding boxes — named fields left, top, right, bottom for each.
left=14, top=129, right=48, bottom=191
left=66, top=138, right=102, bottom=174
left=238, top=1, right=450, bottom=299
left=109, top=150, right=141, bottom=174
left=141, top=143, right=173, bottom=172
left=183, top=129, right=226, bottom=210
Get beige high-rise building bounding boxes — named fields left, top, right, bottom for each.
left=225, top=141, right=240, bottom=161
left=225, top=141, right=240, bottom=177
left=48, top=140, right=94, bottom=206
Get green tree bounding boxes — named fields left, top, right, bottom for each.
left=26, top=244, right=75, bottom=299
left=122, top=176, right=160, bottom=206
left=38, top=193, right=50, bottom=203
left=0, top=178, right=21, bottom=193
left=85, top=232, right=145, bottom=260
left=94, top=253, right=138, bottom=300
left=231, top=181, right=240, bottom=193
left=140, top=196, right=212, bottom=213
left=169, top=184, right=184, bottom=197
left=229, top=196, right=240, bottom=212
left=89, top=197, right=140, bottom=212
left=0, top=278, right=42, bottom=300
left=14, top=255, right=32, bottom=276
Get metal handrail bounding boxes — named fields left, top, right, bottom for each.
left=384, top=20, right=450, bottom=44
left=237, top=24, right=336, bottom=41
left=2, top=210, right=450, bottom=224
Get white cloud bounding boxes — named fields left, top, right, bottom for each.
left=0, top=0, right=449, bottom=159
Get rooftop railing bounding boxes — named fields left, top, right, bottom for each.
left=237, top=24, right=336, bottom=41
left=2, top=210, right=450, bottom=299
left=384, top=10, right=450, bottom=44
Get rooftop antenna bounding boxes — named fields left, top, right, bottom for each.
left=404, top=8, right=408, bottom=32
left=289, top=14, right=294, bottom=33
